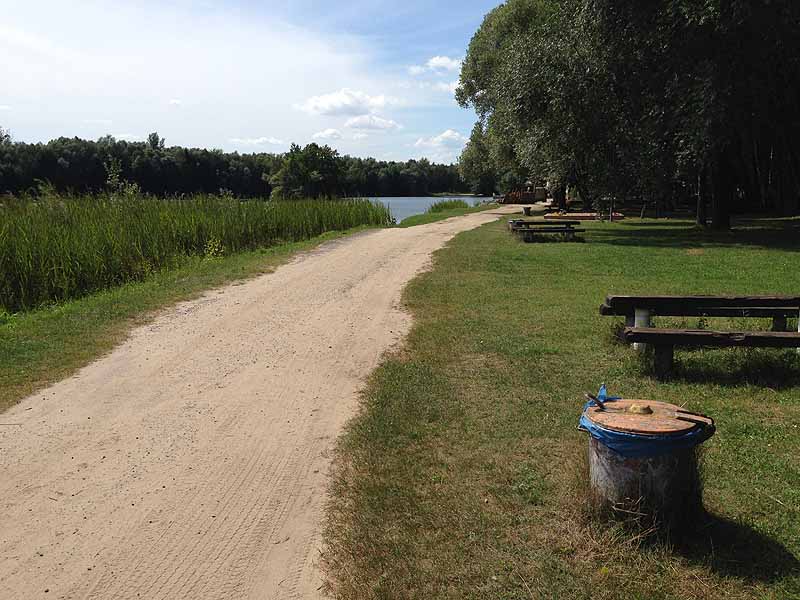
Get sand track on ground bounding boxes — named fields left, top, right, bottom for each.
left=0, top=207, right=515, bottom=599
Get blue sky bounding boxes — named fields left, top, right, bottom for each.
left=0, top=0, right=499, bottom=163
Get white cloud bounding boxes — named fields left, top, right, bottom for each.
left=296, top=88, right=397, bottom=117
left=413, top=129, right=468, bottom=163
left=312, top=128, right=342, bottom=140
left=426, top=56, right=462, bottom=71
left=114, top=133, right=143, bottom=141
left=344, top=115, right=401, bottom=131
left=435, top=81, right=458, bottom=94
left=408, top=55, right=462, bottom=76
left=169, top=99, right=182, bottom=106
left=0, top=24, right=81, bottom=63
left=230, top=136, right=285, bottom=146
left=0, top=3, right=429, bottom=157
left=414, top=129, right=467, bottom=149
left=352, top=132, right=368, bottom=140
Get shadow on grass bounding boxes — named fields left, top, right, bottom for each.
left=615, top=220, right=696, bottom=228
left=602, top=323, right=800, bottom=388
left=677, top=512, right=800, bottom=585
left=667, top=349, right=800, bottom=389
left=589, top=219, right=800, bottom=252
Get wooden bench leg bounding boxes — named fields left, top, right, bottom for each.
left=654, top=345, right=674, bottom=379
left=633, top=308, right=651, bottom=352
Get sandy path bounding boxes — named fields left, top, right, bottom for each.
left=0, top=207, right=514, bottom=600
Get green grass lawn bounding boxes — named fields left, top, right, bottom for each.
left=324, top=216, right=800, bottom=599
left=0, top=227, right=373, bottom=413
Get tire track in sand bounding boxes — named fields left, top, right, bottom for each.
left=0, top=207, right=516, bottom=599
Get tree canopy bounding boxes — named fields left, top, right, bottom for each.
left=457, top=0, right=800, bottom=227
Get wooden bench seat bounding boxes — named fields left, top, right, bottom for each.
left=513, top=227, right=585, bottom=233
left=600, top=304, right=798, bottom=319
left=623, top=327, right=800, bottom=378
left=509, top=219, right=581, bottom=227
left=514, top=227, right=585, bottom=242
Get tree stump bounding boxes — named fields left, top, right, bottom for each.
left=582, top=399, right=715, bottom=534
left=589, top=438, right=703, bottom=531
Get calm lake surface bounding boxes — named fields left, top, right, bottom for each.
left=374, top=196, right=492, bottom=223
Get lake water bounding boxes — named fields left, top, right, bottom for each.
left=373, top=196, right=492, bottom=223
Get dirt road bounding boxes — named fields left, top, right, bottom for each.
left=0, top=207, right=514, bottom=599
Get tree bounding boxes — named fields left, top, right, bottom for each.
left=147, top=132, right=165, bottom=151
left=269, top=143, right=342, bottom=199
left=459, top=123, right=497, bottom=196
left=457, top=0, right=800, bottom=227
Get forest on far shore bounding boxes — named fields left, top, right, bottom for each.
left=0, top=129, right=469, bottom=199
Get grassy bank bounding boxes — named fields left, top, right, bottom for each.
left=399, top=202, right=497, bottom=228
left=0, top=194, right=391, bottom=312
left=325, top=216, right=800, bottom=599
left=0, top=227, right=372, bottom=413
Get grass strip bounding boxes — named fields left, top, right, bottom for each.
left=325, top=216, right=800, bottom=599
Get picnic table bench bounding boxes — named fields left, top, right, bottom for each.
left=600, top=295, right=800, bottom=378
left=508, top=219, right=584, bottom=242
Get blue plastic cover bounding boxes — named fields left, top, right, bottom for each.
left=578, top=386, right=714, bottom=458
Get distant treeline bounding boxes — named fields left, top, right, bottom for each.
left=0, top=130, right=469, bottom=198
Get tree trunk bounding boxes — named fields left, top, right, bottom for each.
left=710, top=151, right=733, bottom=230
left=696, top=168, right=708, bottom=228
left=575, top=179, right=593, bottom=214
left=553, top=183, right=567, bottom=210
left=781, top=143, right=800, bottom=216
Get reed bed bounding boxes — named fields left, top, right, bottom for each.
left=0, top=194, right=392, bottom=312
left=427, top=199, right=470, bottom=213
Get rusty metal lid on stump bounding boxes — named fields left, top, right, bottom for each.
left=584, top=399, right=714, bottom=437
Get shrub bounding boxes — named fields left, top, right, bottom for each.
left=427, top=199, right=470, bottom=213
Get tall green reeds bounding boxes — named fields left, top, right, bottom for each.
left=0, top=194, right=392, bottom=312
left=426, top=199, right=470, bottom=213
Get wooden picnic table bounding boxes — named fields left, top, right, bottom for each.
left=508, top=219, right=584, bottom=242
left=601, top=294, right=800, bottom=377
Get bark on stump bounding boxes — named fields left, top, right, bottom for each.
left=588, top=438, right=703, bottom=533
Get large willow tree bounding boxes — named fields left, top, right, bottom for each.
left=457, top=0, right=800, bottom=228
